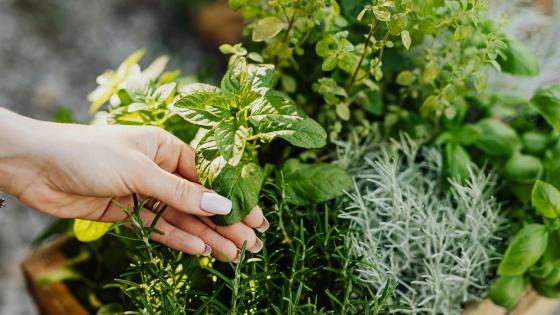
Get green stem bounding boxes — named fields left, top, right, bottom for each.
left=346, top=20, right=377, bottom=93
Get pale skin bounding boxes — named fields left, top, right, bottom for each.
left=0, top=108, right=268, bottom=262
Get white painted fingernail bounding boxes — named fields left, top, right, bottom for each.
left=256, top=217, right=270, bottom=233
left=202, top=245, right=212, bottom=256
left=200, top=192, right=232, bottom=215
left=249, top=238, right=263, bottom=253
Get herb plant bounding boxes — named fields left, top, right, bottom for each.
left=338, top=136, right=505, bottom=314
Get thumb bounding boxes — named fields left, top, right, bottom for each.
left=135, top=161, right=232, bottom=216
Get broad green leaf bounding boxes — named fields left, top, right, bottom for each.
left=171, top=92, right=230, bottom=127
left=214, top=117, right=249, bottom=166
left=532, top=180, right=560, bottom=219
left=73, top=219, right=112, bottom=242
left=473, top=119, right=520, bottom=157
left=522, top=131, right=548, bottom=155
left=443, top=143, right=471, bottom=181
left=531, top=84, right=560, bottom=131
left=211, top=163, right=264, bottom=226
left=488, top=276, right=527, bottom=309
left=504, top=154, right=543, bottom=184
left=533, top=280, right=560, bottom=298
left=539, top=268, right=560, bottom=286
left=279, top=117, right=327, bottom=149
left=252, top=16, right=286, bottom=42
left=282, top=159, right=351, bottom=206
left=498, top=224, right=548, bottom=276
left=497, top=38, right=539, bottom=77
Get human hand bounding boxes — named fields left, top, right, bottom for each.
left=0, top=109, right=268, bottom=261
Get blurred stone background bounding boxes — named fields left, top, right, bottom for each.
left=0, top=0, right=218, bottom=313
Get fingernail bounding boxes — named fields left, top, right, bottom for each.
left=249, top=238, right=263, bottom=253
left=202, top=244, right=212, bottom=256
left=256, top=217, right=270, bottom=233
left=200, top=192, right=232, bottom=215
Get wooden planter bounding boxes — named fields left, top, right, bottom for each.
left=22, top=237, right=560, bottom=315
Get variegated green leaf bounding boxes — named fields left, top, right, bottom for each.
left=214, top=117, right=249, bottom=166
left=171, top=92, right=230, bottom=127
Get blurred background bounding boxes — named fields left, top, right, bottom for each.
left=0, top=0, right=558, bottom=314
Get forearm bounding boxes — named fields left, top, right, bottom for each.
left=0, top=108, right=47, bottom=195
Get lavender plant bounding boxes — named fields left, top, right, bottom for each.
left=338, top=137, right=505, bottom=314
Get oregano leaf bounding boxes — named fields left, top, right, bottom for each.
left=252, top=16, right=286, bottom=42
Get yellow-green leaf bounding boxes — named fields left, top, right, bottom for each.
left=73, top=219, right=112, bottom=242
left=401, top=30, right=411, bottom=50
left=252, top=16, right=286, bottom=42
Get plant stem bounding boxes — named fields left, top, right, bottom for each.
left=274, top=10, right=298, bottom=68
left=347, top=20, right=377, bottom=93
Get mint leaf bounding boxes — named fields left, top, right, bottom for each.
left=214, top=117, right=249, bottom=166
left=282, top=159, right=351, bottom=206
left=196, top=130, right=227, bottom=186
left=280, top=118, right=327, bottom=149
left=171, top=92, right=229, bottom=127
left=211, top=163, right=264, bottom=226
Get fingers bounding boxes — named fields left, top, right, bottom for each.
left=135, top=162, right=232, bottom=216
left=93, top=198, right=210, bottom=256
left=242, top=206, right=269, bottom=233
left=139, top=209, right=210, bottom=256
left=162, top=208, right=238, bottom=262
left=199, top=216, right=263, bottom=254
left=149, top=127, right=198, bottom=182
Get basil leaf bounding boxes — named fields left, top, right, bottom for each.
left=522, top=131, right=548, bottom=156
left=504, top=153, right=543, bottom=184
left=171, top=92, right=229, bottom=127
left=214, top=117, right=249, bottom=166
left=282, top=159, right=351, bottom=206
left=532, top=279, right=560, bottom=299
left=443, top=143, right=471, bottom=181
left=531, top=84, right=560, bottom=131
left=211, top=163, right=264, bottom=226
left=473, top=119, right=520, bottom=157
left=531, top=180, right=560, bottom=219
left=488, top=276, right=527, bottom=309
left=497, top=37, right=539, bottom=77
left=498, top=224, right=548, bottom=276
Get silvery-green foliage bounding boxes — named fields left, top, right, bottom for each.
left=338, top=136, right=505, bottom=314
